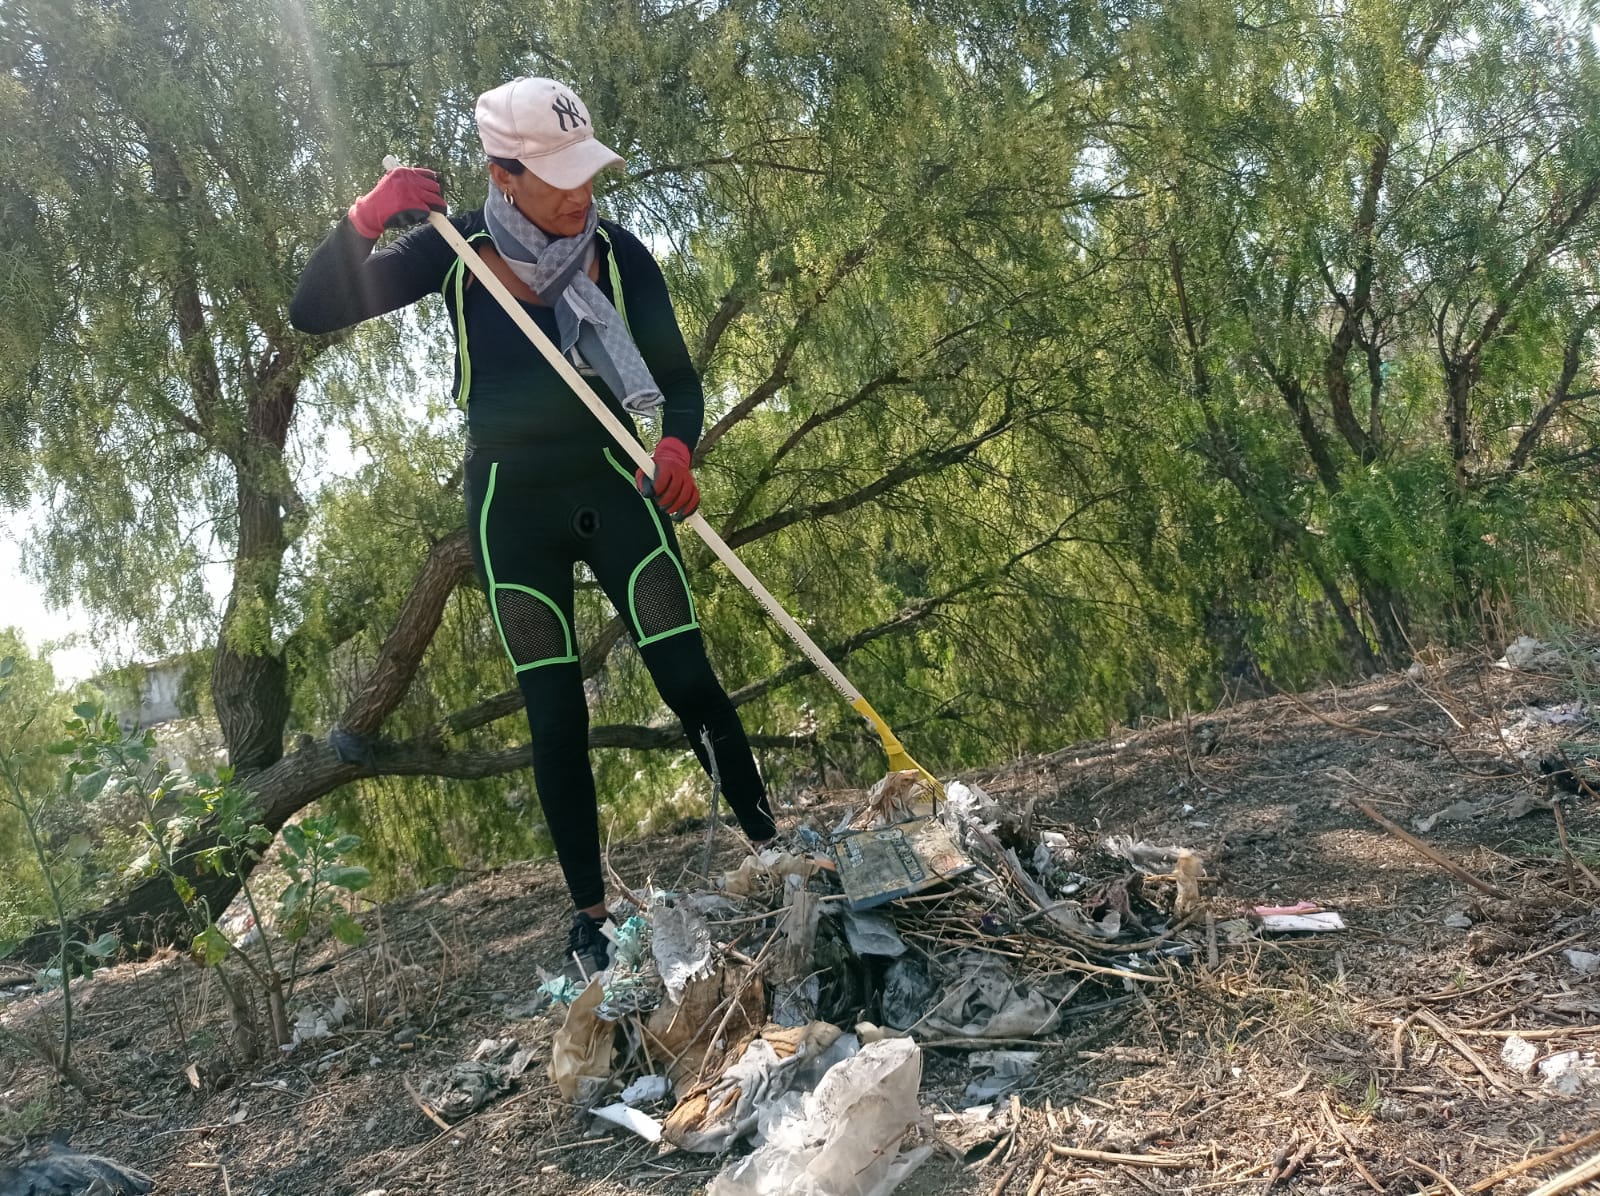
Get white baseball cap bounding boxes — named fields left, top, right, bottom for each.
left=475, top=77, right=625, bottom=189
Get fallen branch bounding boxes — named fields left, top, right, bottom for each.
left=1411, top=1008, right=1513, bottom=1092
left=1467, top=1128, right=1600, bottom=1192
left=1049, top=1145, right=1188, bottom=1168
left=1348, top=797, right=1511, bottom=899
left=401, top=1074, right=453, bottom=1133
left=1524, top=1150, right=1600, bottom=1196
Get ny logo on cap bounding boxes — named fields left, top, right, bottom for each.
left=552, top=94, right=586, bottom=132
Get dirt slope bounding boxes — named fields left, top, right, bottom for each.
left=3, top=649, right=1598, bottom=1195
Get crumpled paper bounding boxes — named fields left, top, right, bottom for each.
left=652, top=903, right=715, bottom=1005
left=645, top=964, right=765, bottom=1094
left=663, top=1022, right=851, bottom=1153
left=550, top=979, right=615, bottom=1105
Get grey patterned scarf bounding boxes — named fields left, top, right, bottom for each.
left=482, top=187, right=664, bottom=415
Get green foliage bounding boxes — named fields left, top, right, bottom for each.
left=5, top=0, right=1600, bottom=897
left=278, top=813, right=370, bottom=948
left=0, top=663, right=124, bottom=1083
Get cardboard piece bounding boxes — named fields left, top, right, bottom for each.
left=832, top=818, right=975, bottom=910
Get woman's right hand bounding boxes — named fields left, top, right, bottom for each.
left=348, top=166, right=445, bottom=239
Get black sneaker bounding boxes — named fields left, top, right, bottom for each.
left=566, top=911, right=612, bottom=982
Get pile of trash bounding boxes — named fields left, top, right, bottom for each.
left=415, top=776, right=1333, bottom=1192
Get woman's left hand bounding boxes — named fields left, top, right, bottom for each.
left=637, top=437, right=700, bottom=519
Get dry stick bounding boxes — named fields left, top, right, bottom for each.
left=1411, top=1008, right=1513, bottom=1092
left=1025, top=1160, right=1050, bottom=1196
left=1049, top=1145, right=1187, bottom=1168
left=1551, top=800, right=1600, bottom=892
left=400, top=1073, right=454, bottom=1133
left=1458, top=1025, right=1600, bottom=1040
left=1466, top=1129, right=1600, bottom=1193
left=1409, top=1157, right=1468, bottom=1196
left=1319, top=1095, right=1385, bottom=1194
left=1524, top=1150, right=1600, bottom=1196
left=989, top=1156, right=1024, bottom=1196
left=1349, top=797, right=1512, bottom=899
left=699, top=728, right=723, bottom=880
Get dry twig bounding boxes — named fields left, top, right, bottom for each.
left=1347, top=796, right=1512, bottom=899
left=1466, top=1128, right=1600, bottom=1193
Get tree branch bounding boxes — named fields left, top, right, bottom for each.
left=724, top=413, right=1014, bottom=549
left=696, top=234, right=881, bottom=458
left=1503, top=298, right=1600, bottom=477
left=335, top=529, right=474, bottom=736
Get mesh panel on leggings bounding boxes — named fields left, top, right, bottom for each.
left=494, top=587, right=569, bottom=666
left=633, top=551, right=694, bottom=639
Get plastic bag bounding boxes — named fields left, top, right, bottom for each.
left=708, top=1037, right=929, bottom=1196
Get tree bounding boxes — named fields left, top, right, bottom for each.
left=2, top=0, right=1125, bottom=951
left=8, top=0, right=1600, bottom=957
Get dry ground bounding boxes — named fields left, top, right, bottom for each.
left=3, top=648, right=1599, bottom=1196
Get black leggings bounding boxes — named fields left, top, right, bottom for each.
left=465, top=446, right=776, bottom=908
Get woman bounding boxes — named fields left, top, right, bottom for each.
left=290, top=77, right=777, bottom=977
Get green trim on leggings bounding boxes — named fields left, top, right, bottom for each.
left=602, top=447, right=699, bottom=645
left=479, top=461, right=579, bottom=671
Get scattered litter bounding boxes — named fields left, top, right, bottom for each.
left=621, top=1074, right=673, bottom=1106
left=963, top=1049, right=1040, bottom=1102
left=664, top=1022, right=852, bottom=1153
left=832, top=818, right=973, bottom=910
left=1414, top=798, right=1493, bottom=833
left=841, top=908, right=908, bottom=957
left=1538, top=1050, right=1600, bottom=1096
left=723, top=849, right=821, bottom=896
left=707, top=1037, right=928, bottom=1196
left=919, top=952, right=1067, bottom=1039
left=1173, top=849, right=1203, bottom=917
left=537, top=975, right=585, bottom=1007
left=591, top=1101, right=664, bottom=1142
left=646, top=965, right=764, bottom=1093
left=1497, top=636, right=1565, bottom=670
left=1103, top=836, right=1189, bottom=873
left=651, top=903, right=715, bottom=1004
left=415, top=1037, right=537, bottom=1121
left=283, top=996, right=352, bottom=1052
left=1501, top=1035, right=1538, bottom=1076
left=419, top=1062, right=513, bottom=1120
left=550, top=981, right=615, bottom=1105
left=1519, top=700, right=1589, bottom=727
left=1565, top=949, right=1600, bottom=975
left=881, top=957, right=938, bottom=1031
left=932, top=1105, right=1006, bottom=1160
left=1443, top=912, right=1473, bottom=930
left=1259, top=911, right=1344, bottom=933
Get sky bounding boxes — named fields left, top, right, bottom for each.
left=1, top=512, right=100, bottom=685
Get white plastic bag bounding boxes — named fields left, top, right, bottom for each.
left=709, top=1037, right=929, bottom=1196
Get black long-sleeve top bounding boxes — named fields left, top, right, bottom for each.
left=289, top=211, right=704, bottom=457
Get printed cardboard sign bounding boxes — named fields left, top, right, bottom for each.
left=832, top=818, right=974, bottom=910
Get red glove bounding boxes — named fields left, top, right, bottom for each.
left=348, top=166, right=445, bottom=239
left=636, top=437, right=700, bottom=519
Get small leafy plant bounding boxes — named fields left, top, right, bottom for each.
left=0, top=660, right=118, bottom=1087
